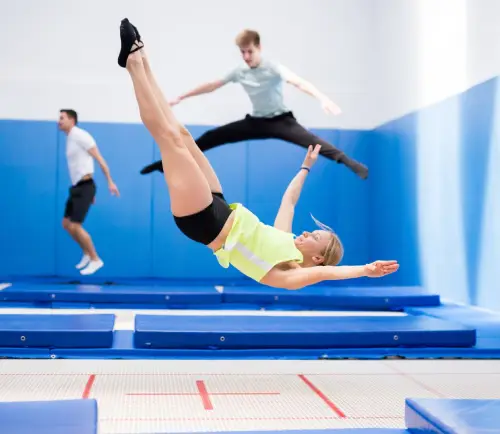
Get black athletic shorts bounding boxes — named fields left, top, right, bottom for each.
left=64, top=178, right=96, bottom=223
left=173, top=192, right=233, bottom=245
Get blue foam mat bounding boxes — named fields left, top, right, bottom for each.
left=0, top=282, right=440, bottom=311
left=0, top=399, right=98, bottom=434
left=223, top=286, right=440, bottom=310
left=0, top=330, right=497, bottom=359
left=192, top=430, right=408, bottom=433
left=0, top=283, right=221, bottom=306
left=134, top=314, right=475, bottom=349
left=0, top=314, right=114, bottom=348
left=0, top=301, right=498, bottom=359
left=405, top=398, right=500, bottom=433
left=406, top=304, right=500, bottom=338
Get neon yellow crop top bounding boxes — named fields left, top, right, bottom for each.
left=214, top=203, right=303, bottom=282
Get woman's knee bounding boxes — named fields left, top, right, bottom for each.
left=147, top=123, right=183, bottom=147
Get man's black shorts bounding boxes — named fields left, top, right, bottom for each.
left=64, top=178, right=96, bottom=223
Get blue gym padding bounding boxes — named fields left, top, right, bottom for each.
left=195, top=430, right=408, bottom=433
left=133, top=315, right=475, bottom=349
left=0, top=399, right=98, bottom=434
left=0, top=282, right=441, bottom=311
left=406, top=303, right=500, bottom=338
left=0, top=314, right=114, bottom=348
left=0, top=283, right=222, bottom=306
left=405, top=397, right=500, bottom=433
left=222, top=286, right=440, bottom=310
left=6, top=329, right=500, bottom=360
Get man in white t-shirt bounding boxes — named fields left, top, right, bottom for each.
left=140, top=29, right=368, bottom=180
left=58, top=109, right=120, bottom=275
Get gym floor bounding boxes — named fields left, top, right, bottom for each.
left=0, top=282, right=497, bottom=432
left=1, top=358, right=498, bottom=433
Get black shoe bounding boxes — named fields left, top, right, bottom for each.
left=340, top=156, right=369, bottom=180
left=132, top=23, right=142, bottom=43
left=118, top=18, right=142, bottom=68
left=140, top=160, right=164, bottom=175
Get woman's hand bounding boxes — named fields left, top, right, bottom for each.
left=364, top=260, right=400, bottom=278
left=302, top=144, right=321, bottom=169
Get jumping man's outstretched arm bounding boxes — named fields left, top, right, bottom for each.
left=274, top=144, right=321, bottom=232
left=170, top=67, right=241, bottom=106
left=278, top=64, right=342, bottom=116
left=170, top=79, right=227, bottom=106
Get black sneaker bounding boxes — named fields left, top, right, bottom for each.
left=140, top=160, right=164, bottom=174
left=118, top=18, right=142, bottom=68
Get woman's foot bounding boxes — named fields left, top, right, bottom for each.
left=118, top=18, right=143, bottom=68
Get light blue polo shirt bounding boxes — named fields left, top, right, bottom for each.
left=222, top=59, right=291, bottom=118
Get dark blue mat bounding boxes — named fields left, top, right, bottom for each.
left=0, top=399, right=98, bottom=434
left=406, top=397, right=500, bottom=433
left=133, top=314, right=475, bottom=349
left=406, top=304, right=500, bottom=338
left=193, top=430, right=408, bottom=433
left=0, top=283, right=221, bottom=307
left=0, top=330, right=498, bottom=359
left=223, top=286, right=440, bottom=310
left=0, top=283, right=440, bottom=311
left=0, top=314, right=114, bottom=348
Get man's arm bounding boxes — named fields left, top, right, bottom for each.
left=87, top=147, right=119, bottom=196
left=278, top=65, right=342, bottom=115
left=171, top=67, right=240, bottom=106
left=172, top=79, right=227, bottom=105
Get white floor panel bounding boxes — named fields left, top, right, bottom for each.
left=0, top=359, right=496, bottom=433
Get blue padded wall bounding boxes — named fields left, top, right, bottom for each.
left=0, top=120, right=58, bottom=276
left=369, top=115, right=421, bottom=286
left=458, top=78, right=498, bottom=305
left=0, top=121, right=369, bottom=281
left=2, top=76, right=497, bottom=304
left=369, top=77, right=500, bottom=308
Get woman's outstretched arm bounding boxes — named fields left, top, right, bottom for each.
left=262, top=260, right=400, bottom=290
left=274, top=145, right=321, bottom=232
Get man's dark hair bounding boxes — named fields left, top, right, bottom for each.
left=60, top=109, right=78, bottom=124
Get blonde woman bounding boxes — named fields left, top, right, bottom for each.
left=117, top=19, right=399, bottom=289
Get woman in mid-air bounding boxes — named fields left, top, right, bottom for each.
left=117, top=18, right=399, bottom=289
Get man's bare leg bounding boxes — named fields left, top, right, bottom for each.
left=62, top=218, right=103, bottom=274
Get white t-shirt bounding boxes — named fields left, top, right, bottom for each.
left=66, top=126, right=96, bottom=185
left=222, top=58, right=292, bottom=117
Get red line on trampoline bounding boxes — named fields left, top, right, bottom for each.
left=126, top=379, right=280, bottom=411
left=196, top=380, right=213, bottom=410
left=298, top=374, right=346, bottom=418
left=82, top=374, right=96, bottom=399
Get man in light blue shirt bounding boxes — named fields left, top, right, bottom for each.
left=141, top=29, right=368, bottom=179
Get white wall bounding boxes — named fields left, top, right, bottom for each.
left=2, top=1, right=500, bottom=130
left=0, top=0, right=375, bottom=129
left=369, top=0, right=500, bottom=127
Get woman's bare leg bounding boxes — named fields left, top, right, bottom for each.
left=140, top=51, right=223, bottom=194
left=125, top=46, right=212, bottom=217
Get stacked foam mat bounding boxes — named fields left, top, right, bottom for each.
left=0, top=283, right=500, bottom=358
left=2, top=397, right=496, bottom=433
